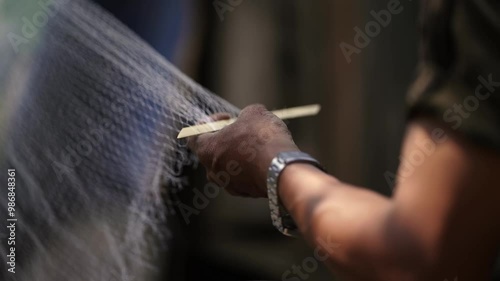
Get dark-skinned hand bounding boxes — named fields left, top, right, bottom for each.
left=188, top=104, right=299, bottom=198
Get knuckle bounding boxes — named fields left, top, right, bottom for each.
left=240, top=104, right=267, bottom=117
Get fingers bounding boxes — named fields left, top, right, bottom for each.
left=187, top=105, right=286, bottom=199
left=187, top=131, right=213, bottom=157
left=209, top=113, right=232, bottom=122
left=187, top=112, right=231, bottom=151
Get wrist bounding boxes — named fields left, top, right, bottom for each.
left=278, top=161, right=331, bottom=205
left=266, top=151, right=324, bottom=236
left=257, top=141, right=299, bottom=192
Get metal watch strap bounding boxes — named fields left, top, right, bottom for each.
left=267, top=151, right=324, bottom=237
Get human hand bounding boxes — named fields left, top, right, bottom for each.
left=188, top=104, right=299, bottom=198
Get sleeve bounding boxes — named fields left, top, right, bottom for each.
left=407, top=0, right=500, bottom=150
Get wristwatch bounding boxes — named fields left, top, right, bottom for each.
left=267, top=151, right=324, bottom=237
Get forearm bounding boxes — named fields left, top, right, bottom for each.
left=279, top=163, right=416, bottom=280
left=191, top=106, right=500, bottom=280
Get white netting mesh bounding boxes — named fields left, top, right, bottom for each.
left=0, top=0, right=239, bottom=280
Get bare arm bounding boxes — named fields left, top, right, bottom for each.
left=189, top=105, right=500, bottom=281
left=279, top=119, right=500, bottom=280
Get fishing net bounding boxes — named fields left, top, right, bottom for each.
left=0, top=0, right=239, bottom=280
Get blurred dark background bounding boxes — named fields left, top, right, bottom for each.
left=90, top=0, right=420, bottom=280
left=166, top=1, right=418, bottom=281
left=75, top=0, right=419, bottom=280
